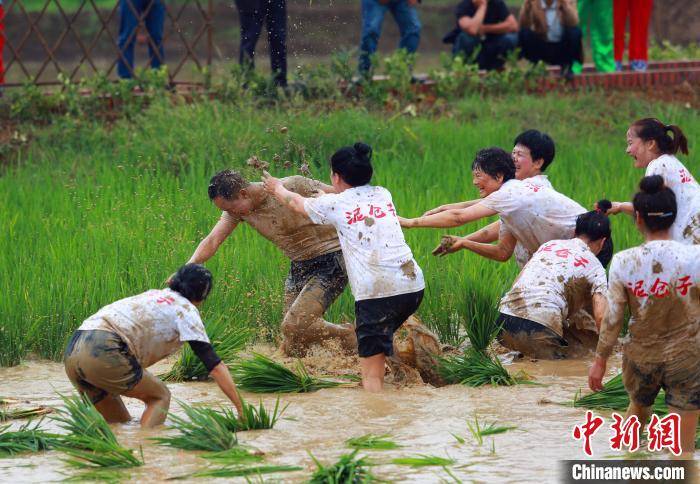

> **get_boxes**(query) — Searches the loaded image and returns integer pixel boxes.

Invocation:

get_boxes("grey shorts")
[285,250,348,309]
[64,329,143,404]
[623,354,700,411]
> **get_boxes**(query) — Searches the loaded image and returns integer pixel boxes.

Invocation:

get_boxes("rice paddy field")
[0,88,699,481]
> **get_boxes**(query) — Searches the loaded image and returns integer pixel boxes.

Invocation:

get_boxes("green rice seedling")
[466,414,517,446]
[51,394,119,444]
[0,405,53,422]
[391,454,455,467]
[161,316,250,382]
[201,447,265,465]
[62,469,129,482]
[0,420,60,456]
[437,348,528,387]
[465,317,502,353]
[308,450,376,483]
[345,434,401,450]
[237,395,287,430]
[169,464,303,480]
[232,353,347,393]
[152,402,238,452]
[59,437,145,469]
[572,373,667,414]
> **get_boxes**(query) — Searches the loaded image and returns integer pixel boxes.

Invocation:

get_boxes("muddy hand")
[588,358,606,392]
[432,235,460,257]
[398,216,414,228]
[422,206,445,217]
[261,170,280,194]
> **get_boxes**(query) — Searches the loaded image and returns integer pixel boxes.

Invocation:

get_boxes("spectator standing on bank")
[573,0,614,73]
[117,0,165,79]
[613,0,652,71]
[359,0,421,74]
[519,0,583,77]
[235,0,288,86]
[443,0,518,71]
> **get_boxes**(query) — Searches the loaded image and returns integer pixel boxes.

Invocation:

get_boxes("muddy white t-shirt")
[80,288,209,368]
[482,179,586,267]
[304,185,425,301]
[645,154,700,245]
[597,241,700,362]
[512,175,553,267]
[499,238,607,337]
[526,174,553,189]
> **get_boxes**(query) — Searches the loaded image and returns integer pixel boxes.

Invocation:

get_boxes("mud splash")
[0,353,689,483]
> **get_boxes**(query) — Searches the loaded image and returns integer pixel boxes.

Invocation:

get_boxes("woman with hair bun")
[263,143,426,392]
[64,264,243,427]
[590,175,700,458]
[605,118,699,245]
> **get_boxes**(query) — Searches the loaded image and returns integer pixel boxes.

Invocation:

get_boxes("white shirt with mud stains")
[645,154,700,245]
[79,288,210,368]
[513,175,553,267]
[304,185,425,301]
[597,240,700,362]
[482,179,587,268]
[499,238,607,337]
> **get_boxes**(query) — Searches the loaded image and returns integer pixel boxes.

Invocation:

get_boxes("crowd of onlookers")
[0,0,655,88]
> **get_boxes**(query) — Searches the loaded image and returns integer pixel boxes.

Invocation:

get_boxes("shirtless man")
[188,170,356,356]
[497,211,610,359]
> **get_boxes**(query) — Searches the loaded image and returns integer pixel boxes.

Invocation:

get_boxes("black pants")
[519,27,583,70]
[452,31,519,71]
[235,0,287,86]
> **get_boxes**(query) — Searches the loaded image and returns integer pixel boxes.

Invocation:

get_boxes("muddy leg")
[625,401,653,447]
[122,370,171,428]
[668,407,699,459]
[94,394,131,424]
[281,281,356,357]
[360,353,386,392]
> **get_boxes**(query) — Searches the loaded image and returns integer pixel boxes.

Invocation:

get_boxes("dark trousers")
[452,32,518,71]
[519,27,583,70]
[117,0,165,79]
[235,0,287,86]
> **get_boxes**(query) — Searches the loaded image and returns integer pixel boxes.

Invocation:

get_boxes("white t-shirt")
[304,185,425,301]
[512,175,553,266]
[482,179,587,267]
[499,238,607,337]
[80,288,210,368]
[598,240,700,362]
[526,174,553,189]
[645,154,700,245]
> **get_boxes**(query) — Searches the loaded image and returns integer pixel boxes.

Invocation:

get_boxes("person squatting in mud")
[64,264,244,428]
[188,169,356,357]
[421,130,613,269]
[604,118,699,245]
[403,147,612,270]
[589,175,700,459]
[262,142,426,392]
[496,210,611,359]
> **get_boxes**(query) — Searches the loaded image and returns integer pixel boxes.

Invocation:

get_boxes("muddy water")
[0,354,691,483]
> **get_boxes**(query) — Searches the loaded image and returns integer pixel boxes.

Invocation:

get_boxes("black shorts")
[496,313,569,360]
[285,250,348,309]
[355,289,424,358]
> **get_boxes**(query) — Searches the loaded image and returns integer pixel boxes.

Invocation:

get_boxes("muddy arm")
[605,201,634,216]
[591,292,608,332]
[401,202,497,229]
[464,220,500,243]
[210,362,244,415]
[188,216,238,264]
[263,172,310,217]
[457,229,516,262]
[591,266,627,391]
[423,199,480,217]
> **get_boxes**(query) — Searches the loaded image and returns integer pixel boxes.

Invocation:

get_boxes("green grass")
[345,433,401,451]
[0,90,697,366]
[308,450,376,484]
[232,353,347,393]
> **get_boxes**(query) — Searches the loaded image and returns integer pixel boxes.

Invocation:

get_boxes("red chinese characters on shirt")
[573,256,590,268]
[609,413,640,452]
[647,414,681,456]
[537,242,589,268]
[345,203,396,225]
[572,411,605,456]
[525,182,541,193]
[156,296,175,305]
[679,169,694,184]
[627,276,693,299]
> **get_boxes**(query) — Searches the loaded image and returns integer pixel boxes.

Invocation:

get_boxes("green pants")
[573,0,615,73]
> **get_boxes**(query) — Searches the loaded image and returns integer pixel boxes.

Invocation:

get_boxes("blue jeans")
[452,31,518,71]
[117,0,165,79]
[359,0,421,72]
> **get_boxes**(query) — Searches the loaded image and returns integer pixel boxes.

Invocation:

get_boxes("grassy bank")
[1,90,697,366]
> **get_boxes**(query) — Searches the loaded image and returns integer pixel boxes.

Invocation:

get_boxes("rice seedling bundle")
[236,395,287,430]
[232,353,346,393]
[465,317,502,353]
[201,447,265,465]
[345,433,401,450]
[51,394,120,444]
[169,464,303,479]
[152,402,239,452]
[161,317,250,382]
[437,348,525,387]
[0,406,53,422]
[0,420,60,456]
[308,450,376,484]
[391,454,456,467]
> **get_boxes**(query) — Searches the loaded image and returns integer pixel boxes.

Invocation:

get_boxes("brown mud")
[6,351,685,483]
